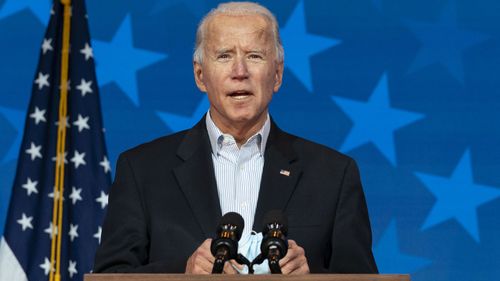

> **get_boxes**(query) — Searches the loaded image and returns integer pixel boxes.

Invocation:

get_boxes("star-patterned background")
[0,0,499,280]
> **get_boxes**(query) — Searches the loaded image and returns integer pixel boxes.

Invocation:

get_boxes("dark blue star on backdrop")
[416,150,500,242]
[406,0,488,83]
[157,96,209,132]
[0,0,50,25]
[331,73,423,165]
[92,15,167,106]
[280,0,340,92]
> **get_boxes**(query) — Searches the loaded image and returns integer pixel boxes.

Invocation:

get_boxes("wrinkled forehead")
[204,14,274,49]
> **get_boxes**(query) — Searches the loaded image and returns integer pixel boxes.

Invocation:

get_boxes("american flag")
[0,0,110,280]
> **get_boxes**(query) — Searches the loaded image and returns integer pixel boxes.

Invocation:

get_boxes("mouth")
[227,90,253,100]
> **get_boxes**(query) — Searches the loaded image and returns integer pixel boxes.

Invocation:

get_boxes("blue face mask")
[234,231,270,274]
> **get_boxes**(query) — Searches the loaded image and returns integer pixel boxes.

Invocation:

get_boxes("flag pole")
[49,0,72,281]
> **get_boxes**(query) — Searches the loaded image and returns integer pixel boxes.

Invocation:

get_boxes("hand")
[279,239,310,274]
[185,239,240,274]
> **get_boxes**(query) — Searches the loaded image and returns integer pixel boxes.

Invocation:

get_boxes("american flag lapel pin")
[280,169,290,176]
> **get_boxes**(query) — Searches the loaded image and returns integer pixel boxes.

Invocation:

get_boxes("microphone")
[210,212,244,274]
[251,210,288,274]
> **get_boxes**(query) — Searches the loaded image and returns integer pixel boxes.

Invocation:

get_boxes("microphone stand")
[268,248,282,274]
[212,247,228,274]
[212,258,225,274]
[249,253,265,274]
[235,254,252,274]
[212,251,252,274]
[249,250,283,274]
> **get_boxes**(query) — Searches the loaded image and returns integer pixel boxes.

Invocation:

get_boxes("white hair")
[193,2,284,64]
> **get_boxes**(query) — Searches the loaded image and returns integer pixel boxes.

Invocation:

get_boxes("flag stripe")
[0,238,28,281]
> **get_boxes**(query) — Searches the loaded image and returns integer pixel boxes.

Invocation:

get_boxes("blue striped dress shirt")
[205,112,272,273]
[205,111,270,241]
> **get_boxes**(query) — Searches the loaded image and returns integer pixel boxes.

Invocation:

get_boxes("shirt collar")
[205,111,270,156]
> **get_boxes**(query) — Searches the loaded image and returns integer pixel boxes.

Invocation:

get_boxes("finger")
[279,240,299,267]
[185,239,215,274]
[280,252,300,274]
[201,238,213,248]
[279,240,309,274]
[283,254,309,274]
[229,259,244,271]
[186,251,213,274]
[198,239,217,272]
[198,239,215,262]
[292,261,310,275]
[223,260,239,274]
[192,256,215,274]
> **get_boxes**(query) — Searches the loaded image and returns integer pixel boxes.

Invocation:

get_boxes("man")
[94,2,377,274]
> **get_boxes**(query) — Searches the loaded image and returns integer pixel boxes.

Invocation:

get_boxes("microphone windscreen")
[219,212,244,239]
[262,210,288,234]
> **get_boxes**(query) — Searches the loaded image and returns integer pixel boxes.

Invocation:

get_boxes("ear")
[273,61,284,92]
[193,61,207,92]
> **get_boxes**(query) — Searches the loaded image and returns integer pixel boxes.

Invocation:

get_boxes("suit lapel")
[253,121,303,231]
[173,118,221,237]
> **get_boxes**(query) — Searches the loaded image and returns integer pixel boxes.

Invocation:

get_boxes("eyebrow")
[248,49,267,55]
[215,48,234,55]
[214,48,267,55]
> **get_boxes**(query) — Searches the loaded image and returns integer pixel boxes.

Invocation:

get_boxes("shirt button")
[241,202,248,209]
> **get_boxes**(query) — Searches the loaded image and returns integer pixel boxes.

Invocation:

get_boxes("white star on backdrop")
[68,224,79,242]
[94,226,102,244]
[59,79,71,91]
[80,42,93,60]
[69,186,83,205]
[51,151,68,166]
[73,114,90,132]
[22,177,39,196]
[55,116,70,128]
[68,260,78,278]
[41,38,53,54]
[34,72,50,90]
[25,142,43,161]
[29,106,47,125]
[76,78,93,97]
[40,257,53,276]
[70,150,86,169]
[17,213,34,231]
[96,191,108,209]
[44,222,58,239]
[48,189,64,201]
[99,156,111,174]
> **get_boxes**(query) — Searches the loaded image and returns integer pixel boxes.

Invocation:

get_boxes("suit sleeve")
[93,153,181,273]
[328,158,378,273]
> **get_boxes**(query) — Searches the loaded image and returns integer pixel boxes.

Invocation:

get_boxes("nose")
[231,57,249,81]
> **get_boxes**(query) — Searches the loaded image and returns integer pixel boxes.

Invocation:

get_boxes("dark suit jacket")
[94,117,378,273]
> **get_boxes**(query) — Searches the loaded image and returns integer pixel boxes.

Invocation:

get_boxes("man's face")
[194,14,283,131]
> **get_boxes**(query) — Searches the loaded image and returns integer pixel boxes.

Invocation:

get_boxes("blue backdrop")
[1,0,499,280]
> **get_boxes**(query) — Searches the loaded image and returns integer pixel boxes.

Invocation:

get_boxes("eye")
[248,54,263,60]
[217,53,231,60]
